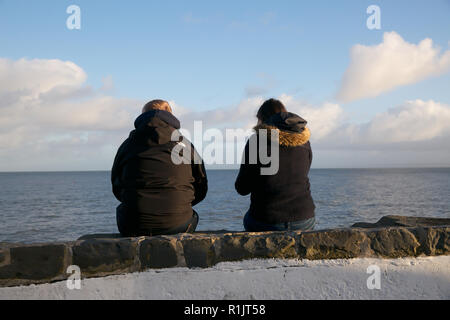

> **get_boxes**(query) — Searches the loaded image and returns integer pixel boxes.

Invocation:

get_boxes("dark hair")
[256,99,287,123]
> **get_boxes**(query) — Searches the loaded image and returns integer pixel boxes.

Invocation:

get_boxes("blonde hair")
[142,99,172,114]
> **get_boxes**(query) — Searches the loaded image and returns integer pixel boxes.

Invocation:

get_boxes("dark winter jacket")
[111,110,207,232]
[235,112,315,224]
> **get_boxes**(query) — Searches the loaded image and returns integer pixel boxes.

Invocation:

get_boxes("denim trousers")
[116,204,199,236]
[243,210,315,232]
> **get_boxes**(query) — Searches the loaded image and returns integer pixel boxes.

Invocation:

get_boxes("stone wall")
[1,215,449,288]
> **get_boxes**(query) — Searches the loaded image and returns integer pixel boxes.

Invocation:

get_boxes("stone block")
[412,226,450,256]
[72,238,138,275]
[296,228,371,259]
[0,244,69,284]
[181,237,216,268]
[366,227,421,258]
[214,232,297,263]
[139,237,180,269]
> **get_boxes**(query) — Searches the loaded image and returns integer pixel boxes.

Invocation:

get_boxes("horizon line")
[1,166,450,174]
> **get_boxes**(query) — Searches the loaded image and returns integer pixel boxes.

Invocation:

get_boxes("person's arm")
[306,141,313,193]
[191,143,208,206]
[235,138,258,196]
[308,141,313,169]
[111,138,129,202]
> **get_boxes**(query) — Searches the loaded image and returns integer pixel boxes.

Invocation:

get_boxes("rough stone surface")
[214,232,298,263]
[0,244,70,287]
[412,226,450,256]
[139,237,179,269]
[0,216,449,287]
[0,249,7,267]
[180,235,217,268]
[296,228,372,259]
[72,238,139,275]
[366,227,421,258]
[352,215,450,228]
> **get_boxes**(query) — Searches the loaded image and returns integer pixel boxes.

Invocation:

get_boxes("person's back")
[112,100,207,236]
[235,98,315,231]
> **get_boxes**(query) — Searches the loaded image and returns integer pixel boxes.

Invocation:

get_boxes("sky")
[0,0,450,171]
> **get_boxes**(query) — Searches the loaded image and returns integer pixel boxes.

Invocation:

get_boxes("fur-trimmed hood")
[254,124,310,147]
[253,112,310,147]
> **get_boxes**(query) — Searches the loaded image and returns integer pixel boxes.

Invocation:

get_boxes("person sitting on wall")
[111,99,208,236]
[235,98,316,232]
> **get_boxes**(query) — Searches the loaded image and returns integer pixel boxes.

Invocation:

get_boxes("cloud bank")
[0,58,141,171]
[0,57,449,170]
[323,99,450,148]
[337,32,450,103]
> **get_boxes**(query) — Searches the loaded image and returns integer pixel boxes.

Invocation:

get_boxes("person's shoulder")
[245,133,258,146]
[117,131,137,151]
[296,141,311,152]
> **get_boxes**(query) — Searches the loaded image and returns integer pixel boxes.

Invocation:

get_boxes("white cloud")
[362,99,450,144]
[0,58,86,99]
[176,94,344,141]
[1,57,449,170]
[337,32,450,103]
[176,95,450,167]
[278,94,344,140]
[305,99,450,168]
[177,97,264,132]
[0,58,140,132]
[0,58,141,171]
[100,75,115,92]
[320,99,450,148]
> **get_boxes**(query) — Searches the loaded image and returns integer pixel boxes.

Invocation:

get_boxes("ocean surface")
[0,168,449,244]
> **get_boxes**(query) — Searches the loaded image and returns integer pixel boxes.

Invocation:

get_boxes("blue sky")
[0,0,450,170]
[2,0,449,114]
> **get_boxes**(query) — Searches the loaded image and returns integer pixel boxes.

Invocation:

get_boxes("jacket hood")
[133,110,181,145]
[134,110,180,129]
[266,112,307,133]
[254,112,310,147]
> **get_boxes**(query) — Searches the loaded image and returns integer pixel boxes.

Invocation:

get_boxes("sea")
[0,168,449,244]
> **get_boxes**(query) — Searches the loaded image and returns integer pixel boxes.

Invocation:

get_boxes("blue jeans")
[116,204,199,236]
[243,211,315,232]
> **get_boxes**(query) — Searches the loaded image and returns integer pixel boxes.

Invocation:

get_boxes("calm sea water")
[0,168,449,244]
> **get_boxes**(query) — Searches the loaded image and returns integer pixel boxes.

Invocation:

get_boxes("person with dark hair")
[256,98,287,123]
[111,100,208,236]
[235,98,315,232]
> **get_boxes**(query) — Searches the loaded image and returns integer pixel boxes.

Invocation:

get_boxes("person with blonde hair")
[112,99,207,236]
[141,99,172,113]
